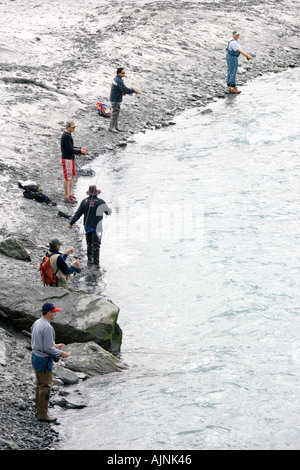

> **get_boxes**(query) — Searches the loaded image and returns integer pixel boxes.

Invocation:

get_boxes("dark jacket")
[61,131,82,160]
[48,248,76,275]
[110,75,135,104]
[69,196,112,230]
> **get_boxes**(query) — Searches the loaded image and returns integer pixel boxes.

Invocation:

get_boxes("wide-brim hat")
[86,185,101,196]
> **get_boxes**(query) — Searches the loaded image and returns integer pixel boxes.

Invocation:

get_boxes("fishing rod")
[18,236,82,258]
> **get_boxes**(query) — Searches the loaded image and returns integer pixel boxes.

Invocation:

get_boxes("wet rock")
[53,390,88,409]
[64,341,128,376]
[53,365,79,385]
[56,204,72,219]
[0,281,122,353]
[77,168,95,177]
[0,438,19,450]
[0,238,31,261]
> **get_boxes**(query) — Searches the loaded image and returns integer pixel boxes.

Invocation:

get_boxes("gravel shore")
[0,0,299,451]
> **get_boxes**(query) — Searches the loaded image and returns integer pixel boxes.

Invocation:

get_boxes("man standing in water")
[31,303,69,423]
[68,185,112,270]
[109,67,140,133]
[226,31,252,94]
[61,121,88,203]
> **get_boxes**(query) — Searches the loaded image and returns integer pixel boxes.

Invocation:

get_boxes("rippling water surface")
[60,69,300,450]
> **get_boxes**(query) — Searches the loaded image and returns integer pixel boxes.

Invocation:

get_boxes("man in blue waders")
[226,31,253,94]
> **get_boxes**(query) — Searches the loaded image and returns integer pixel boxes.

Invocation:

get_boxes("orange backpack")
[39,255,58,285]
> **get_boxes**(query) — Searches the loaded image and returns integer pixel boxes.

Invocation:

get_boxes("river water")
[59,68,300,450]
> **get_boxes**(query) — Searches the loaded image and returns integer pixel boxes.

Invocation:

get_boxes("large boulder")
[0,238,31,261]
[64,341,128,376]
[0,282,122,353]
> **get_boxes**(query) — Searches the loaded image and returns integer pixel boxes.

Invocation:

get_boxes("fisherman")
[109,67,140,133]
[31,303,69,423]
[226,31,252,94]
[68,185,112,270]
[61,121,88,203]
[47,238,80,290]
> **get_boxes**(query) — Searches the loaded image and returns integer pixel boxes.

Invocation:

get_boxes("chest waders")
[109,102,121,133]
[226,40,240,87]
[86,230,102,269]
[33,355,57,422]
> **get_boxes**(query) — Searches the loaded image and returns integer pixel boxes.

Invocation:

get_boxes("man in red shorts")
[61,121,88,203]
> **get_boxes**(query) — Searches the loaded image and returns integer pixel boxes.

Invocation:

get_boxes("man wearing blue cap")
[226,31,253,94]
[31,303,69,423]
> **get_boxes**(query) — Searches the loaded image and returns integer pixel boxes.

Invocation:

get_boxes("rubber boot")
[116,123,125,132]
[37,392,57,423]
[86,233,94,266]
[92,232,101,270]
[109,103,120,133]
[228,86,241,94]
[36,371,57,423]
[109,113,118,133]
[92,251,100,270]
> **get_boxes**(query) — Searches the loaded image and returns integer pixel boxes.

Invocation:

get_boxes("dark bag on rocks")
[18,181,56,206]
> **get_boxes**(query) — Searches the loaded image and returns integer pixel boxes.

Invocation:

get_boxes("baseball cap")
[66,121,76,128]
[42,303,61,313]
[232,30,240,35]
[49,238,62,248]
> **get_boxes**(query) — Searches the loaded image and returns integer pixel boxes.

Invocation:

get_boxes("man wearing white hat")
[226,31,253,94]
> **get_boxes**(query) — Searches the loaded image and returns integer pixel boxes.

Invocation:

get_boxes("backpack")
[39,254,59,285]
[96,102,111,118]
[23,187,56,206]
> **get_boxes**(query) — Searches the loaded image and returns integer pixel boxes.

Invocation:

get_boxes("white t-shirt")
[227,38,240,51]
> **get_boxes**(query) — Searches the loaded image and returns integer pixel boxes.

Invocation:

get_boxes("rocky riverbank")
[0,0,299,451]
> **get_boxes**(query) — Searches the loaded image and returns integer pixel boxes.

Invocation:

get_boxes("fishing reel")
[72,257,81,275]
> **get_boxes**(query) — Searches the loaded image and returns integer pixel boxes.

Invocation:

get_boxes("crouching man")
[31,303,69,423]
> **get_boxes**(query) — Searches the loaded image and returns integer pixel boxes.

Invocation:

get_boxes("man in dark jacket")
[68,185,112,269]
[109,68,140,133]
[61,121,88,203]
